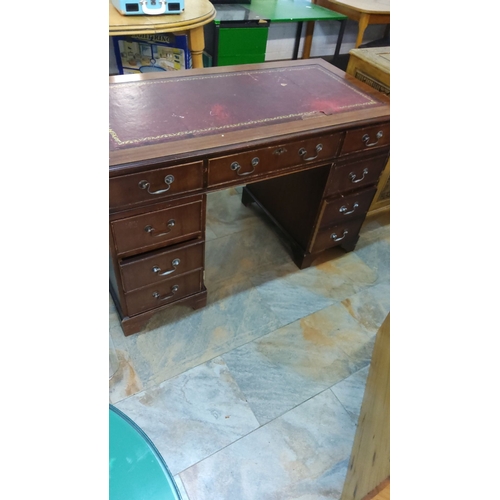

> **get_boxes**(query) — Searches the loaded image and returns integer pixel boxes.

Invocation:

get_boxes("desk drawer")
[319,186,377,228]
[207,133,342,187]
[340,123,390,155]
[310,217,365,254]
[120,240,204,292]
[111,198,203,256]
[326,153,388,196]
[110,161,204,210]
[125,269,204,316]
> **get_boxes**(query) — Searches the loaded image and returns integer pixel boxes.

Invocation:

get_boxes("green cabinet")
[216,26,269,66]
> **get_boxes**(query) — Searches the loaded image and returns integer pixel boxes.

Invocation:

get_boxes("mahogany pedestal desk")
[109,59,390,335]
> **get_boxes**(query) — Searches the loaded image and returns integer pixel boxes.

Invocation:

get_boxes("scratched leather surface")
[109,64,386,151]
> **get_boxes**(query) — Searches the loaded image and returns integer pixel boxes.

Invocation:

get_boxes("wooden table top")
[320,0,389,14]
[349,47,390,73]
[109,0,216,36]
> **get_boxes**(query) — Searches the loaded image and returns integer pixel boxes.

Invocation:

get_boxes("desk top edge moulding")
[109,59,390,336]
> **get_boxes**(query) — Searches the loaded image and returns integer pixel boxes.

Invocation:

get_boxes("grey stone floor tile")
[179,389,356,500]
[353,225,390,286]
[248,248,379,326]
[109,277,282,402]
[174,475,190,500]
[204,220,291,287]
[205,188,263,239]
[204,224,218,242]
[223,302,375,425]
[341,282,390,333]
[331,365,370,423]
[114,357,260,476]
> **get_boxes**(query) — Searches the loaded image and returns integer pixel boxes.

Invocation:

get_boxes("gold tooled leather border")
[109,65,382,147]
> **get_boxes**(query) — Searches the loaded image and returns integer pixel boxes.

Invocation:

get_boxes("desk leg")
[213,23,219,66]
[302,21,315,59]
[293,21,303,59]
[355,13,370,48]
[333,18,346,64]
[188,26,206,69]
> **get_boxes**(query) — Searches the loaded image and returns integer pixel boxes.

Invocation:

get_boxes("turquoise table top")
[214,0,347,23]
[109,405,181,500]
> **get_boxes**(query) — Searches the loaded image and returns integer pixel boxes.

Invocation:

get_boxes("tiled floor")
[109,186,390,499]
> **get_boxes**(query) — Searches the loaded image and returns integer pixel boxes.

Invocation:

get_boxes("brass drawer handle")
[349,168,368,183]
[152,258,181,276]
[152,285,179,301]
[339,202,359,215]
[231,157,259,176]
[138,174,175,195]
[362,131,383,147]
[330,230,348,242]
[144,219,175,238]
[298,143,323,161]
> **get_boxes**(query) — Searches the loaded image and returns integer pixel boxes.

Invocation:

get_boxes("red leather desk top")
[109,62,387,152]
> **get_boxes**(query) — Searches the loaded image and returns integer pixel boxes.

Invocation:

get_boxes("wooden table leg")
[302,21,315,59]
[188,26,205,69]
[355,12,370,48]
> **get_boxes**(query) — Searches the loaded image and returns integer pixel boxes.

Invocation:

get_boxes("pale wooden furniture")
[341,313,390,500]
[109,0,216,68]
[346,46,389,94]
[313,0,389,49]
[370,482,390,500]
[347,47,389,213]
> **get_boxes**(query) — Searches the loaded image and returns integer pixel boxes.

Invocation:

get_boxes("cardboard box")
[112,34,192,74]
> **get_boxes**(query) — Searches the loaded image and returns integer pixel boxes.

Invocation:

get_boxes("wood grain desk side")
[341,313,390,500]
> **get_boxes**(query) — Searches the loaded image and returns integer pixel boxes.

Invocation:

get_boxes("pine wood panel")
[362,479,390,500]
[371,482,390,500]
[341,313,390,500]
